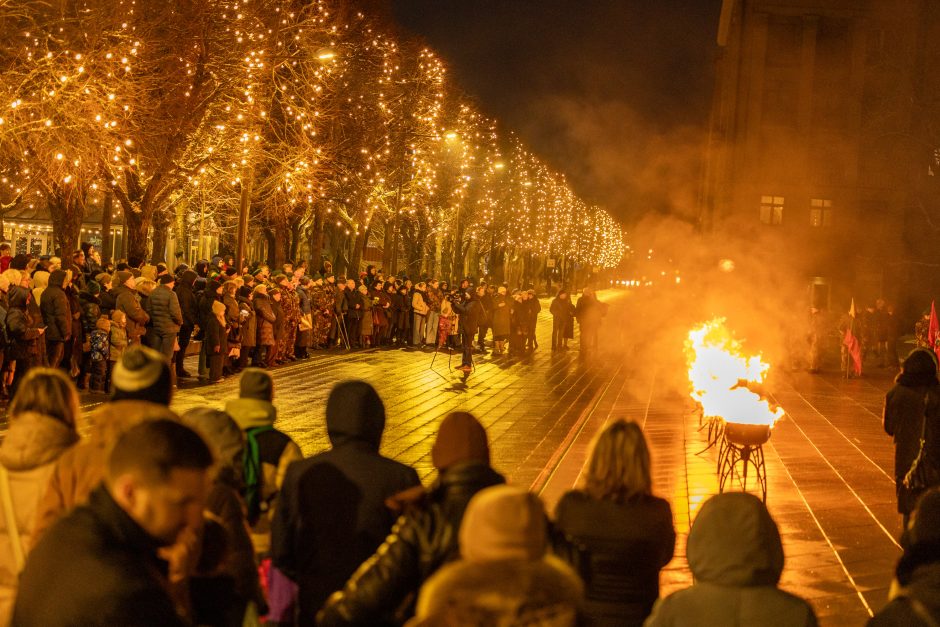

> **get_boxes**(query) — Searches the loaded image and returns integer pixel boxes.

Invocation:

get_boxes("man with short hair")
[13,419,213,626]
[146,274,183,363]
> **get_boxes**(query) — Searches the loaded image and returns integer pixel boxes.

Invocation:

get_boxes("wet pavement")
[72,289,902,626]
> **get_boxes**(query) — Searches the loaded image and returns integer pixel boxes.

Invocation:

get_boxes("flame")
[685,318,785,427]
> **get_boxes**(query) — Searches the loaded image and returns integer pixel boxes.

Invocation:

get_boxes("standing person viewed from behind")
[13,419,213,627]
[884,348,940,528]
[550,289,576,352]
[0,369,79,623]
[553,420,674,627]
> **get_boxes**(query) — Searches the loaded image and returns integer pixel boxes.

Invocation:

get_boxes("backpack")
[242,425,276,526]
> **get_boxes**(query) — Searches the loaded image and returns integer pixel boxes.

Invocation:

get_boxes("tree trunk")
[272,219,290,268]
[264,228,276,268]
[289,219,301,263]
[311,207,325,271]
[48,187,84,257]
[348,228,368,276]
[101,192,113,263]
[125,209,151,263]
[150,210,170,264]
[381,216,394,271]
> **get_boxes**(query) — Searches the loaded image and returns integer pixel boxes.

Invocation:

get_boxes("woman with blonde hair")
[553,419,675,627]
[0,368,79,622]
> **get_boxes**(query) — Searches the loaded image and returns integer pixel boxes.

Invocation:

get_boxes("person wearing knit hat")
[224,368,302,556]
[319,412,504,626]
[111,345,172,406]
[871,488,940,625]
[412,485,584,626]
[272,381,420,623]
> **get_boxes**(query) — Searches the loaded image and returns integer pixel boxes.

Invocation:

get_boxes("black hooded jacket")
[173,270,199,327]
[271,381,420,626]
[6,286,41,360]
[39,270,72,343]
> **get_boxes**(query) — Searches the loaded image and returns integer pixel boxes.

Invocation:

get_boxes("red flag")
[929,300,940,363]
[843,298,862,377]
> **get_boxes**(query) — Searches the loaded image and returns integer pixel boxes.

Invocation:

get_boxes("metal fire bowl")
[724,422,771,447]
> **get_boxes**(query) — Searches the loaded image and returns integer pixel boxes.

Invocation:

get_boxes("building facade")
[701,0,940,318]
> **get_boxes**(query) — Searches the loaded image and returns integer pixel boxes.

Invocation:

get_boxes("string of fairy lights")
[0,0,624,269]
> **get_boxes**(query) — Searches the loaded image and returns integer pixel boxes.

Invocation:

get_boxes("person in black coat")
[6,286,44,397]
[550,289,576,351]
[318,412,504,626]
[477,284,494,353]
[271,381,420,627]
[553,420,675,627]
[173,269,199,377]
[40,269,72,370]
[12,419,213,627]
[884,348,940,527]
[524,288,541,351]
[452,289,483,372]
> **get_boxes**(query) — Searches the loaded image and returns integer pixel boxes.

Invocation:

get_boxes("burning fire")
[685,318,785,427]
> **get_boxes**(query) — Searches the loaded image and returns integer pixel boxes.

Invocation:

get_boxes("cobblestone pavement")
[72,289,901,626]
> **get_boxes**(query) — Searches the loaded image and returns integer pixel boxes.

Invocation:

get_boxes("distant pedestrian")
[645,492,816,627]
[884,348,940,527]
[271,381,420,626]
[575,287,606,355]
[550,289,575,351]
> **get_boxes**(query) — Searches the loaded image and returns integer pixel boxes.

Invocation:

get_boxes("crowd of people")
[0,244,609,396]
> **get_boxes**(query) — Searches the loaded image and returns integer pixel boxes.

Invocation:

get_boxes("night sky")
[393,0,723,225]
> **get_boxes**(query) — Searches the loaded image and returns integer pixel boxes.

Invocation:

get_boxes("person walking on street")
[550,289,576,351]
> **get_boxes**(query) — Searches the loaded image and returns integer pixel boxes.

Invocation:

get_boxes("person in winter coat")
[319,412,504,626]
[870,487,940,626]
[412,282,430,347]
[111,270,150,346]
[550,289,576,351]
[197,278,223,379]
[29,271,48,308]
[553,420,675,627]
[271,381,421,626]
[97,273,116,315]
[412,485,584,627]
[477,284,494,353]
[452,290,484,371]
[89,316,111,392]
[13,419,212,627]
[269,288,285,365]
[884,348,940,526]
[224,369,302,556]
[174,269,199,378]
[524,288,541,351]
[76,282,102,389]
[40,269,72,369]
[253,285,276,367]
[205,300,228,383]
[0,369,79,623]
[357,285,374,347]
[491,286,511,354]
[295,277,313,358]
[645,492,817,627]
[236,286,256,370]
[6,286,45,398]
[146,274,183,363]
[344,281,364,349]
[575,287,606,355]
[397,284,412,347]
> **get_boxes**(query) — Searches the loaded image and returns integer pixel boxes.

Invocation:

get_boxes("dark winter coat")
[884,376,940,514]
[146,285,183,337]
[12,484,186,627]
[5,287,41,361]
[78,291,102,336]
[333,287,348,316]
[550,297,576,339]
[271,298,285,341]
[174,270,199,327]
[272,383,420,626]
[453,297,483,337]
[575,293,606,330]
[318,462,505,626]
[491,294,511,338]
[112,284,150,344]
[869,562,940,627]
[39,270,71,343]
[479,293,494,326]
[524,296,542,329]
[253,292,276,347]
[204,311,227,355]
[553,490,675,626]
[99,289,117,316]
[238,296,256,349]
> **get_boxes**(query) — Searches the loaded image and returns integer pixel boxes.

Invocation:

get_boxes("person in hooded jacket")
[318,412,504,627]
[224,369,302,556]
[6,286,45,398]
[236,286,256,370]
[0,368,79,623]
[550,289,576,352]
[39,269,71,370]
[870,487,940,626]
[271,381,420,626]
[644,492,817,627]
[174,269,199,378]
[884,348,940,527]
[411,485,584,627]
[253,285,276,367]
[76,282,102,389]
[553,420,674,627]
[205,300,228,383]
[111,270,150,346]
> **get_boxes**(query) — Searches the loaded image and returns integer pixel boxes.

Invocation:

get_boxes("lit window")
[810,198,832,227]
[760,196,784,225]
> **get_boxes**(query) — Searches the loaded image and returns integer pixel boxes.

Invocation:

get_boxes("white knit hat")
[111,345,166,392]
[459,485,547,563]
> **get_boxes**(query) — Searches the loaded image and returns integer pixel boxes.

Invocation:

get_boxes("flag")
[929,300,940,363]
[843,298,862,377]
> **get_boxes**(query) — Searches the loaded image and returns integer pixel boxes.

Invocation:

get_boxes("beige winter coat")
[0,411,77,624]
